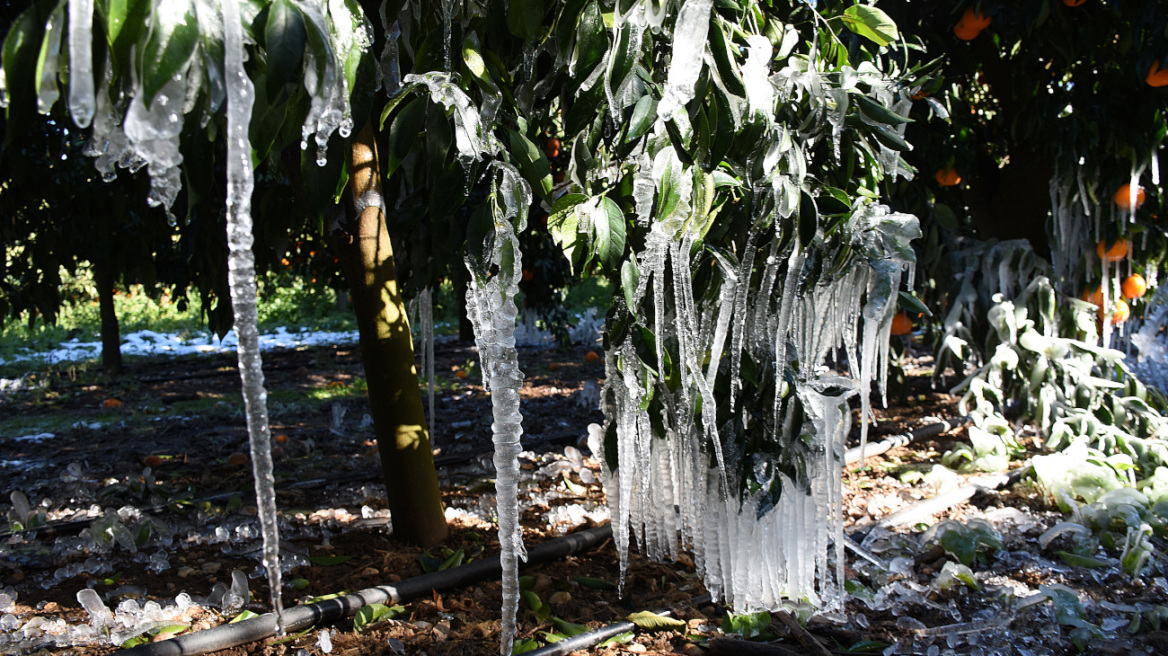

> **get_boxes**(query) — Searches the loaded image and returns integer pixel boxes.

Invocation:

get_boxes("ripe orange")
[1082,287,1104,307]
[548,362,561,372]
[274,433,289,444]
[1096,238,1130,262]
[890,311,913,336]
[1122,274,1148,299]
[227,452,249,466]
[1113,184,1146,211]
[1147,60,1168,87]
[455,369,469,379]
[959,7,992,30]
[935,167,961,186]
[143,455,163,468]
[954,22,982,41]
[101,398,124,409]
[1062,0,1086,6]
[545,138,561,159]
[585,351,599,363]
[1109,299,1131,325]
[522,269,534,282]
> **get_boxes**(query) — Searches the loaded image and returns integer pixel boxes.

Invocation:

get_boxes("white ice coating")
[742,34,776,117]
[223,0,284,630]
[123,74,187,210]
[404,72,500,161]
[409,287,436,442]
[463,164,531,656]
[67,0,96,127]
[299,0,364,165]
[656,0,713,120]
[37,6,64,115]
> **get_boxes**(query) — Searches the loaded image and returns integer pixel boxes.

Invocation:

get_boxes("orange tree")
[2,0,935,647]
[876,0,1167,349]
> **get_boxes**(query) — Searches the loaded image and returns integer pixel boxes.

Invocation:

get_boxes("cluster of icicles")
[28,1,921,654]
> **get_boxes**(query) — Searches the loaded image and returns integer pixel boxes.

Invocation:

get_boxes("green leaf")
[933,202,959,230]
[621,257,641,310]
[384,95,426,178]
[287,578,310,590]
[847,640,891,653]
[722,611,772,640]
[593,197,627,271]
[506,0,544,42]
[511,638,540,654]
[798,192,817,248]
[548,193,588,274]
[264,0,307,100]
[353,603,405,632]
[897,292,932,318]
[562,471,586,494]
[573,576,615,590]
[439,547,465,570]
[308,555,354,566]
[627,610,685,631]
[34,5,64,109]
[840,5,899,47]
[507,128,554,201]
[574,0,608,81]
[623,93,658,145]
[708,19,746,97]
[229,610,259,624]
[599,631,634,646]
[854,95,912,126]
[140,0,199,107]
[550,617,590,636]
[1056,551,1113,569]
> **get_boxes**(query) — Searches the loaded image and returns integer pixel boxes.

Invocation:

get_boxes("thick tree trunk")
[94,261,123,376]
[332,121,448,548]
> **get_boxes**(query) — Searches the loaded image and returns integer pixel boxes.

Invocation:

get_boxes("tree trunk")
[94,261,123,376]
[331,121,448,548]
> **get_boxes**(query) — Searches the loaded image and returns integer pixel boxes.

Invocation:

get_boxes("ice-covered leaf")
[573,576,615,590]
[722,611,773,639]
[140,0,198,107]
[548,193,588,274]
[1056,551,1113,569]
[840,5,898,47]
[627,610,684,631]
[593,197,627,271]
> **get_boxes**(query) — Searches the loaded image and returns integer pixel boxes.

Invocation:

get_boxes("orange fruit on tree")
[935,167,961,186]
[1122,273,1148,299]
[959,7,992,30]
[1096,238,1130,262]
[1113,184,1146,211]
[1082,287,1104,307]
[227,452,249,466]
[545,138,561,159]
[522,269,534,282]
[585,351,600,363]
[1062,0,1086,6]
[1105,298,1131,325]
[455,369,469,379]
[1147,60,1168,87]
[890,311,913,336]
[953,21,982,41]
[274,433,289,444]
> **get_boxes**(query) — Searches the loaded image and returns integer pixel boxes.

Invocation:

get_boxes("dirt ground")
[1,340,1167,656]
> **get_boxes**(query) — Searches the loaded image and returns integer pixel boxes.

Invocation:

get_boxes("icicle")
[123,73,187,211]
[656,0,714,120]
[742,34,775,118]
[380,20,402,96]
[222,0,282,632]
[441,0,459,72]
[38,6,64,115]
[464,164,530,656]
[67,0,95,127]
[404,72,499,161]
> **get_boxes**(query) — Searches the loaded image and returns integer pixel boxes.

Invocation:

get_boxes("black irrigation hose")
[843,416,970,466]
[525,593,713,656]
[122,523,614,656]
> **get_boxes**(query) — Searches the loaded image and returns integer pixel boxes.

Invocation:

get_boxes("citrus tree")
[2,0,931,651]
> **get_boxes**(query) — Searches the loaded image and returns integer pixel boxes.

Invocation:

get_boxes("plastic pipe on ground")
[121,524,613,656]
[844,416,970,466]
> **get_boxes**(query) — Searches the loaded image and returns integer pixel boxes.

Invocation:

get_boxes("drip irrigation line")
[525,593,713,656]
[121,523,614,656]
[844,416,970,466]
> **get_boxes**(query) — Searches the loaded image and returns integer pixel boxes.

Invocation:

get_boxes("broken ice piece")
[76,589,112,626]
[317,629,333,653]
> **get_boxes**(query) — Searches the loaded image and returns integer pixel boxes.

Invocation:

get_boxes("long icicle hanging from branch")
[222,0,284,630]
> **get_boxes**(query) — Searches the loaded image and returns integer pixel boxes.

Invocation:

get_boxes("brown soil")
[1,341,1165,656]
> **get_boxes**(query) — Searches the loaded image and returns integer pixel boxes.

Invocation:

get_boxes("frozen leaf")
[627,610,685,631]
